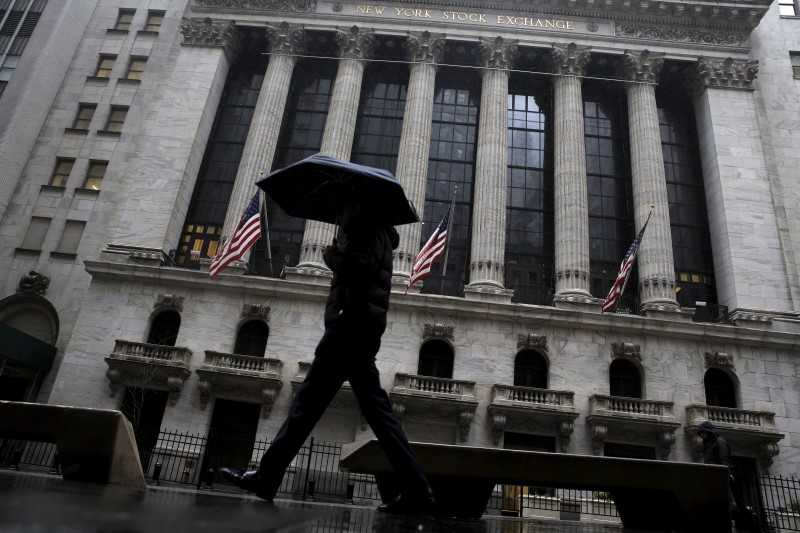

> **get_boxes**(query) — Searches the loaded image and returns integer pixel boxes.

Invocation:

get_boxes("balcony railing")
[692,304,729,324]
[111,340,192,366]
[509,285,555,306]
[393,373,476,399]
[590,395,675,418]
[419,276,465,298]
[686,404,778,430]
[201,351,282,376]
[492,385,574,408]
[247,257,288,279]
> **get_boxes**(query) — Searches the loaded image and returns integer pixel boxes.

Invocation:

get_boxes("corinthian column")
[295,26,375,271]
[622,50,679,312]
[550,43,592,302]
[393,31,445,286]
[221,22,305,241]
[465,36,517,300]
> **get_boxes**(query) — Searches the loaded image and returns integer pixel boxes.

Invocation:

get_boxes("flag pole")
[616,205,654,311]
[439,186,458,294]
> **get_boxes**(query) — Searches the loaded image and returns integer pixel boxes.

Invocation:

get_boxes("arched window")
[609,359,641,398]
[234,320,269,357]
[146,310,181,346]
[514,350,548,389]
[704,368,737,408]
[417,340,454,379]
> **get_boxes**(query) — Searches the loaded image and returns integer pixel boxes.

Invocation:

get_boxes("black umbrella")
[257,153,419,226]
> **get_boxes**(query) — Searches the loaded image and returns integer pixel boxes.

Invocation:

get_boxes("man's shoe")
[219,467,273,501]
[377,492,436,515]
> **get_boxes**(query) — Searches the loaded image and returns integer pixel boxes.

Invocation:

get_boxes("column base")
[553,294,603,313]
[464,284,513,303]
[641,301,686,320]
[283,265,333,285]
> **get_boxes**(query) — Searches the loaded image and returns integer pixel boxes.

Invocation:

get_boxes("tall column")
[622,50,679,312]
[393,31,445,285]
[465,36,517,300]
[221,22,305,240]
[550,43,592,302]
[295,26,375,271]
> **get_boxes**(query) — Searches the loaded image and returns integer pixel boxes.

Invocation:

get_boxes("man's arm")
[717,437,732,468]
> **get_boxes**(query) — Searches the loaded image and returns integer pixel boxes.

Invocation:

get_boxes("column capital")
[621,49,665,84]
[335,25,376,61]
[688,57,759,92]
[550,42,591,77]
[478,36,518,70]
[265,21,306,56]
[180,18,240,58]
[406,30,445,64]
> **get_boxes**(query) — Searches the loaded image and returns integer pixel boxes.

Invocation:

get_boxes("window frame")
[791,52,800,78]
[83,160,108,191]
[779,0,799,16]
[94,54,116,78]
[53,219,86,257]
[104,105,128,133]
[72,103,96,130]
[18,216,51,252]
[113,8,135,31]
[50,158,75,187]
[125,56,147,81]
[144,10,165,32]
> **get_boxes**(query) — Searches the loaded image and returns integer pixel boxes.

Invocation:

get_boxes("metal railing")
[611,295,641,315]
[692,304,729,324]
[247,258,288,279]
[509,285,555,306]
[419,275,465,298]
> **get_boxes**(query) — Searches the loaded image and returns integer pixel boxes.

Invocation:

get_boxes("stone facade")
[0,0,799,480]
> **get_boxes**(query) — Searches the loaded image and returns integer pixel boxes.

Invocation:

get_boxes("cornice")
[82,259,800,351]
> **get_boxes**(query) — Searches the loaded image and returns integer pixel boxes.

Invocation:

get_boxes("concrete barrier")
[340,439,730,532]
[0,401,145,489]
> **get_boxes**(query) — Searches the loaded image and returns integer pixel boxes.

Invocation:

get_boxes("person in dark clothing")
[221,203,435,515]
[698,421,761,532]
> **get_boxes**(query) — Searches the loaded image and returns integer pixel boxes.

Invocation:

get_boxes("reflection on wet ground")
[0,472,656,532]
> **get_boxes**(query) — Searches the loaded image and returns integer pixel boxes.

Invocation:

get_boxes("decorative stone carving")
[550,42,591,77]
[517,333,547,351]
[591,424,607,455]
[106,368,123,397]
[689,433,704,462]
[406,31,445,64]
[459,410,474,442]
[195,0,316,12]
[611,342,642,362]
[621,49,665,84]
[758,441,780,470]
[690,57,759,91]
[241,303,270,322]
[167,376,186,406]
[17,271,50,295]
[616,23,745,47]
[335,25,375,61]
[265,21,306,56]
[198,379,212,410]
[491,413,506,445]
[658,431,676,460]
[558,420,574,453]
[478,36,518,70]
[423,323,454,341]
[392,400,406,420]
[704,351,735,369]
[261,388,277,418]
[155,294,184,312]
[180,18,239,56]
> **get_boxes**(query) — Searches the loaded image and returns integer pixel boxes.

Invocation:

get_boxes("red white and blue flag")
[601,213,651,313]
[407,206,451,291]
[210,191,263,279]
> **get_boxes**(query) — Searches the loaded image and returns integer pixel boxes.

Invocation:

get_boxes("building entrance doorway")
[202,399,261,486]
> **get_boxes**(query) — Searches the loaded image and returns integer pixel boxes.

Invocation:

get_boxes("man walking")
[221,202,434,515]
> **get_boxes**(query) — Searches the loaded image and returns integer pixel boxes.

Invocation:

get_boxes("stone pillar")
[550,43,592,303]
[102,18,239,263]
[294,26,375,272]
[221,22,305,241]
[688,57,793,320]
[465,36,517,301]
[622,50,679,313]
[392,31,445,286]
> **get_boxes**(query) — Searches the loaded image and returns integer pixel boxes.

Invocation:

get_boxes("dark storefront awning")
[0,322,57,371]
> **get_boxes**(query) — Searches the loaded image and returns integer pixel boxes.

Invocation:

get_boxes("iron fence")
[3,430,800,530]
[692,303,730,324]
[509,285,555,307]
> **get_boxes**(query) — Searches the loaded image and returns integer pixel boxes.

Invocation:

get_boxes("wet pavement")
[0,472,656,532]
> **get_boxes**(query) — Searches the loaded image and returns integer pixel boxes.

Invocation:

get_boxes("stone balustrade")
[488,385,579,449]
[686,404,777,429]
[590,394,675,418]
[105,340,193,405]
[201,351,282,376]
[111,339,192,366]
[393,373,476,399]
[492,384,574,407]
[195,351,283,418]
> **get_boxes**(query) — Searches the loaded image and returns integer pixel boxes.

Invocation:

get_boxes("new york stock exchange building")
[1,0,800,509]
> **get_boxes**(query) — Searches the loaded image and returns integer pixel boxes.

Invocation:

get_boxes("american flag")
[210,191,263,279]
[601,214,651,313]
[407,206,451,291]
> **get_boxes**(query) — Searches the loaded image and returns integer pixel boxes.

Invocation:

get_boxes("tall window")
[147,310,181,346]
[505,74,554,304]
[0,0,47,98]
[83,161,107,190]
[513,350,548,389]
[53,220,85,256]
[421,63,480,295]
[657,76,716,306]
[779,0,798,16]
[791,52,800,78]
[418,340,454,379]
[50,158,74,187]
[704,368,737,408]
[104,106,128,133]
[179,41,267,270]
[114,9,135,31]
[609,358,641,398]
[145,11,164,32]
[250,52,337,276]
[72,104,96,130]
[19,216,50,251]
[584,80,635,301]
[234,320,269,357]
[94,55,116,78]
[125,57,147,80]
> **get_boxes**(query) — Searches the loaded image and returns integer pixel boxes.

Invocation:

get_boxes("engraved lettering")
[535,19,543,27]
[556,20,565,28]
[395,7,403,15]
[546,20,555,27]
[357,5,368,13]
[479,14,486,22]
[567,21,574,29]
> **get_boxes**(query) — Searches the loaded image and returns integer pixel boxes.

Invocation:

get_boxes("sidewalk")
[0,471,651,532]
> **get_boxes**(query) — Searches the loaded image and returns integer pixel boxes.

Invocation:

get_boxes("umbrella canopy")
[257,153,419,226]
